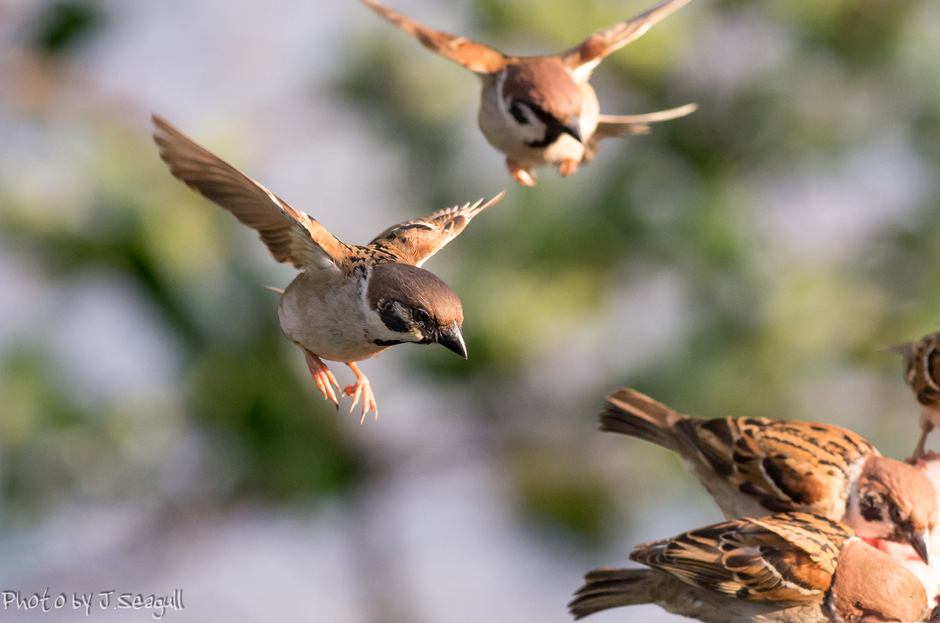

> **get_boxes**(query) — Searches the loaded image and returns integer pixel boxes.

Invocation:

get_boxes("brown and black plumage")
[570,512,929,622]
[888,332,940,459]
[601,388,938,562]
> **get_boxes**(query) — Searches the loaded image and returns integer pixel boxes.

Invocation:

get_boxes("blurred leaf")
[509,446,614,542]
[29,1,105,55]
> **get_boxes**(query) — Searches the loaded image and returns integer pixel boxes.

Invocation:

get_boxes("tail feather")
[600,389,687,452]
[569,568,656,619]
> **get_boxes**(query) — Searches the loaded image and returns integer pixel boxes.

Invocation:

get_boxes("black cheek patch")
[859,498,883,522]
[514,99,570,149]
[378,301,410,334]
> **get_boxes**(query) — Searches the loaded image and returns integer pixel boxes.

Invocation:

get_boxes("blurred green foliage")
[30,1,104,55]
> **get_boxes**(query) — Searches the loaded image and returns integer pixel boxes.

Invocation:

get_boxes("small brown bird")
[569,512,929,622]
[888,332,940,460]
[152,114,504,420]
[602,388,939,563]
[360,0,697,186]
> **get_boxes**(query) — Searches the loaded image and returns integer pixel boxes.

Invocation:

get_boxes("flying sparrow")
[601,388,939,563]
[887,333,940,460]
[152,114,504,420]
[569,512,929,622]
[360,0,697,186]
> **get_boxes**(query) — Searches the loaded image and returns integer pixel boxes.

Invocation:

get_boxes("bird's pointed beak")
[563,117,583,144]
[436,322,467,359]
[909,529,930,564]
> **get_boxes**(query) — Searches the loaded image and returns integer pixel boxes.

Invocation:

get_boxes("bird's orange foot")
[507,158,537,186]
[558,158,579,177]
[345,362,377,424]
[303,348,340,409]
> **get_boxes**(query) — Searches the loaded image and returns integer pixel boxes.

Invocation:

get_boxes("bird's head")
[500,57,583,148]
[851,455,938,564]
[366,263,467,358]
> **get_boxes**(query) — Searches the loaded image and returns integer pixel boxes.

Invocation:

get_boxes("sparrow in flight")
[601,388,939,563]
[152,114,504,420]
[570,512,929,622]
[360,0,697,186]
[888,332,940,460]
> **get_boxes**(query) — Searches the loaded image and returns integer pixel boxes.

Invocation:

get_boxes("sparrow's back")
[601,389,876,519]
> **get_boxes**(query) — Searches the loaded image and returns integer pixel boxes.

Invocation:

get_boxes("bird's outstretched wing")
[561,0,693,82]
[367,191,505,268]
[152,114,352,273]
[630,513,849,601]
[360,0,508,74]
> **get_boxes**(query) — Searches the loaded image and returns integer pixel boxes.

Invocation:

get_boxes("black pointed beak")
[910,530,930,564]
[436,323,467,359]
[563,117,582,144]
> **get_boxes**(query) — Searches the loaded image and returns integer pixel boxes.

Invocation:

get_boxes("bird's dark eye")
[414,308,431,323]
[890,505,904,524]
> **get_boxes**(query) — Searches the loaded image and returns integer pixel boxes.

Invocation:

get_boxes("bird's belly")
[276,274,387,363]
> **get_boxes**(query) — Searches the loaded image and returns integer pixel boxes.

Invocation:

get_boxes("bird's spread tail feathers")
[569,568,656,619]
[600,389,687,451]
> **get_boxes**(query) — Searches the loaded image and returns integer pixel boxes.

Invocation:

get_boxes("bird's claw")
[345,379,378,424]
[558,158,579,177]
[507,158,537,186]
[303,348,340,409]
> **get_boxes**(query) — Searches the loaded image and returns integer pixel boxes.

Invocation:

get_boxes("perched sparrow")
[601,388,939,563]
[152,114,504,420]
[360,0,697,186]
[887,333,940,460]
[569,512,929,622]
[874,453,940,610]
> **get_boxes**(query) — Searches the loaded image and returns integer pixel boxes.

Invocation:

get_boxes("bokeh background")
[2,0,940,621]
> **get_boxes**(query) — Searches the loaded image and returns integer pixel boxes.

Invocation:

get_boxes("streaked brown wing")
[674,416,875,515]
[561,0,693,78]
[360,0,508,74]
[152,114,352,272]
[631,513,847,601]
[368,192,505,267]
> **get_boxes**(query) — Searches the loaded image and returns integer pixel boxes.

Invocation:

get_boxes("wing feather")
[368,191,505,267]
[630,513,849,602]
[561,0,693,81]
[360,0,508,74]
[152,114,351,272]
[672,416,876,516]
